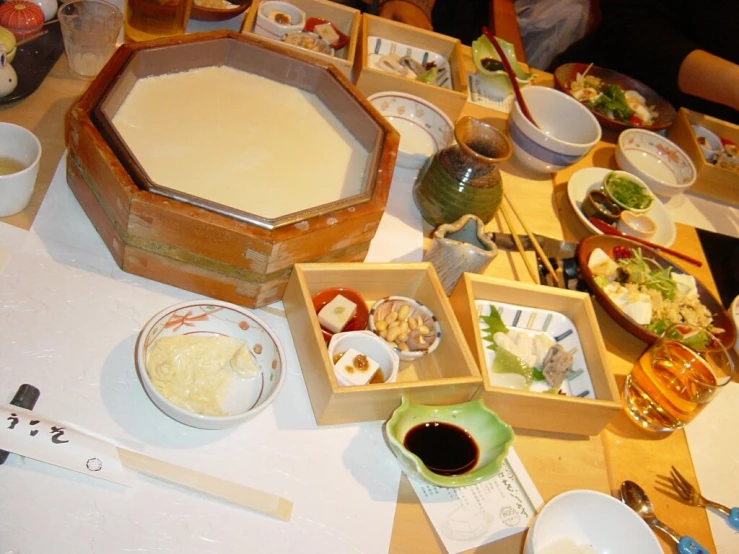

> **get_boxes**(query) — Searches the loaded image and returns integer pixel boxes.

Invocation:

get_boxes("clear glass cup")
[123,0,193,42]
[58,0,122,78]
[623,324,735,432]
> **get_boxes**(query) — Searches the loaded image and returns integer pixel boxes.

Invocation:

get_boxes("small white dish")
[691,124,722,162]
[617,210,657,241]
[367,91,453,169]
[328,330,399,386]
[366,36,452,90]
[0,122,41,217]
[567,167,676,247]
[255,1,305,40]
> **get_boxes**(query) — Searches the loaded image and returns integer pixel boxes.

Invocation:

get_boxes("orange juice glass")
[624,324,734,432]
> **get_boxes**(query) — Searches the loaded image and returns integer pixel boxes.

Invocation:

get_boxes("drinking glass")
[623,324,735,432]
[124,0,193,42]
[58,0,122,78]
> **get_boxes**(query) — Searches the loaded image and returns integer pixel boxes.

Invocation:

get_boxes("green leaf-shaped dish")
[384,396,514,487]
[472,34,534,83]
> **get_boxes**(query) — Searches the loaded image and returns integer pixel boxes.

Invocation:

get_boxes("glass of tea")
[124,0,193,42]
[623,324,735,432]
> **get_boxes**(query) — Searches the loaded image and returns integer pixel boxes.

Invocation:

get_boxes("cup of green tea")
[0,122,41,217]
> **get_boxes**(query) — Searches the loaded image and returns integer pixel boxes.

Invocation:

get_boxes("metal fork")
[670,466,739,529]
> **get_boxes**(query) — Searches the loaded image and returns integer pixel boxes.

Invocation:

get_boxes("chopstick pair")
[499,193,561,287]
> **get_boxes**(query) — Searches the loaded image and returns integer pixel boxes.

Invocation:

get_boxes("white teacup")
[0,123,41,217]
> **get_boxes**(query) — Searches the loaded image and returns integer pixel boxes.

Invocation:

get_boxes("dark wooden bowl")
[190,0,250,22]
[577,235,736,348]
[311,287,369,344]
[554,62,676,132]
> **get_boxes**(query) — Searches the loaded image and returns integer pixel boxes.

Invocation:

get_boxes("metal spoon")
[621,480,711,554]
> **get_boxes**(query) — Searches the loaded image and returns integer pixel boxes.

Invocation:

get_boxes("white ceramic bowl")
[135,299,286,429]
[524,490,662,554]
[368,295,441,361]
[328,330,399,386]
[602,169,655,214]
[367,91,453,170]
[616,129,696,197]
[692,124,722,163]
[617,210,657,241]
[255,1,305,39]
[0,122,41,217]
[508,86,601,174]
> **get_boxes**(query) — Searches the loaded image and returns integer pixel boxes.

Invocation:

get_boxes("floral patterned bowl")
[616,129,696,197]
[134,299,286,429]
[367,91,453,169]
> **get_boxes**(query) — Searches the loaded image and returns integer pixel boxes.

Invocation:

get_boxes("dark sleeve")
[593,0,698,103]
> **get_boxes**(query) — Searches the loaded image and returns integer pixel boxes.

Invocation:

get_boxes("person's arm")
[678,50,739,112]
[379,0,434,30]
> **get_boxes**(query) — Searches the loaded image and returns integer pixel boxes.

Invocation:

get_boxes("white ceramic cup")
[0,122,41,217]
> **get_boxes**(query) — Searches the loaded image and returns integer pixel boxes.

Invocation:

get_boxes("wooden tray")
[241,0,359,81]
[449,274,621,436]
[354,14,467,122]
[283,262,483,425]
[668,107,739,206]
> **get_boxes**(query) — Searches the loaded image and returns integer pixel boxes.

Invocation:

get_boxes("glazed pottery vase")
[413,117,512,228]
[423,214,498,295]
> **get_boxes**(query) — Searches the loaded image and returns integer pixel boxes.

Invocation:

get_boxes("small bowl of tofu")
[312,287,370,343]
[369,296,441,361]
[328,331,399,386]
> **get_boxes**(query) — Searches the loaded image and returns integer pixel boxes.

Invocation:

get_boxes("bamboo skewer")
[504,193,562,287]
[499,202,539,283]
[117,448,293,521]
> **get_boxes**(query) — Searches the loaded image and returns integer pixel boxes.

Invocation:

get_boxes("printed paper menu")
[409,447,542,554]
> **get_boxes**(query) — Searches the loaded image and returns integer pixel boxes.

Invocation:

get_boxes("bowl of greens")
[602,170,654,213]
[553,63,676,132]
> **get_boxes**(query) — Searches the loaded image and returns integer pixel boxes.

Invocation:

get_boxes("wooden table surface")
[0,50,718,554]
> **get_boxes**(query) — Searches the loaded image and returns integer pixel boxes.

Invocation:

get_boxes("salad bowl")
[553,63,676,132]
[577,235,736,348]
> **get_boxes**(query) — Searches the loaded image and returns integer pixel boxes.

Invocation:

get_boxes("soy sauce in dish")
[403,422,479,475]
[480,58,505,72]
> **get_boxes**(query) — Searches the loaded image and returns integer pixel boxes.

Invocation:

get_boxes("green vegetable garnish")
[589,85,632,122]
[492,346,534,386]
[480,305,508,345]
[415,66,438,84]
[604,173,653,210]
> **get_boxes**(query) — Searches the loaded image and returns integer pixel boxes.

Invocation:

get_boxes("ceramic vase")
[412,117,512,228]
[423,214,498,295]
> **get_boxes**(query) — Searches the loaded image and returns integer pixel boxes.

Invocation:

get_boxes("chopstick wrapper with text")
[0,404,135,486]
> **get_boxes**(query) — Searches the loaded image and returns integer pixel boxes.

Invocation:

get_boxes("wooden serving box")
[66,31,399,308]
[449,274,621,436]
[354,14,468,122]
[283,262,483,425]
[668,107,739,206]
[241,0,360,81]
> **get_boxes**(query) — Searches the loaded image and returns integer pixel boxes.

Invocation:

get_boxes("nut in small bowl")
[368,295,441,361]
[384,397,514,487]
[135,299,286,430]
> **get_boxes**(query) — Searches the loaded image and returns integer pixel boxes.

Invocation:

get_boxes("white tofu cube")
[672,272,698,298]
[588,248,619,281]
[314,23,340,45]
[318,294,357,334]
[333,347,381,386]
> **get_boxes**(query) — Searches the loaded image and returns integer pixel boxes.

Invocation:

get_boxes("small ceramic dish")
[384,397,514,487]
[190,0,250,22]
[602,170,654,213]
[368,295,441,361]
[523,490,662,554]
[615,129,696,197]
[470,34,534,98]
[617,210,657,240]
[311,287,369,343]
[691,124,723,163]
[366,91,453,169]
[327,330,399,386]
[134,299,286,430]
[303,16,349,50]
[283,31,333,56]
[254,0,305,39]
[581,189,621,224]
[366,36,453,90]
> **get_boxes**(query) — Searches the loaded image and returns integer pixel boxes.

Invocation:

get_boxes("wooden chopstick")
[117,448,293,521]
[499,202,539,283]
[503,193,562,287]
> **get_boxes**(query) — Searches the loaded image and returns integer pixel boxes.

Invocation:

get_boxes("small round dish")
[553,62,676,132]
[190,0,249,22]
[368,295,441,361]
[366,91,453,170]
[303,16,349,50]
[581,189,621,224]
[384,397,514,487]
[254,0,305,39]
[327,330,399,386]
[567,167,676,247]
[617,210,657,241]
[616,129,696,197]
[523,490,662,554]
[602,170,654,213]
[135,299,286,430]
[691,124,722,163]
[312,287,369,343]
